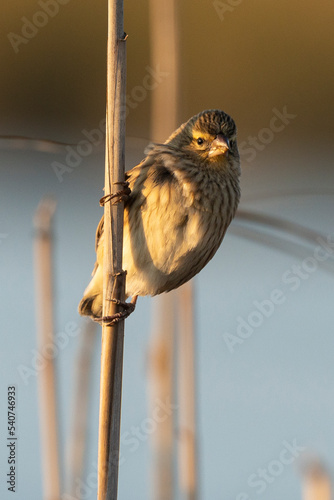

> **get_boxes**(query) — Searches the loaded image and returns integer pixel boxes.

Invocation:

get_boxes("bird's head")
[166,109,240,175]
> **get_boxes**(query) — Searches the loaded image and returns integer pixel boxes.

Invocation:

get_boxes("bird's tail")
[78,296,95,317]
[78,215,104,320]
[78,263,103,320]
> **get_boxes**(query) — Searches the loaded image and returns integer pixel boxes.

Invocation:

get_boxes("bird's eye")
[197,138,204,145]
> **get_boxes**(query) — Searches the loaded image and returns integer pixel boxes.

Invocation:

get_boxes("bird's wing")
[93,149,189,279]
[92,157,151,277]
[124,149,199,277]
[95,214,104,252]
[125,150,187,224]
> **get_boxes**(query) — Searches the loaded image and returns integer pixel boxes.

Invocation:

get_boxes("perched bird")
[79,109,241,322]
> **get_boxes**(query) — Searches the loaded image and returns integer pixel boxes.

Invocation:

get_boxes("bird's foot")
[99,181,131,206]
[96,296,138,327]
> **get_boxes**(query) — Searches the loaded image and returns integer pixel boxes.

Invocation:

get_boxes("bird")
[78,109,241,323]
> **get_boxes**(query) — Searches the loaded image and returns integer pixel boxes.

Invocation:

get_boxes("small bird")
[79,109,241,322]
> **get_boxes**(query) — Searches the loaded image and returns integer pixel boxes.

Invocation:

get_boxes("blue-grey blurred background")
[1,1,334,499]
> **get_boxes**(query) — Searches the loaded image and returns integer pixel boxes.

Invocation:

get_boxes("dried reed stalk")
[97,0,127,498]
[148,0,180,498]
[149,0,179,142]
[302,462,331,500]
[34,197,60,500]
[177,282,198,500]
[66,321,97,498]
[149,294,175,500]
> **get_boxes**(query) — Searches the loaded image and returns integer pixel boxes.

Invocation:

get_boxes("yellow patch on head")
[192,129,213,143]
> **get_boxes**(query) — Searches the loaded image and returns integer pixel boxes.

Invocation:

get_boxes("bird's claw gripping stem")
[99,181,131,207]
[95,296,138,327]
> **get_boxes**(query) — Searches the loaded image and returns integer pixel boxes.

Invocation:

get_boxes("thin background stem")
[34,197,61,500]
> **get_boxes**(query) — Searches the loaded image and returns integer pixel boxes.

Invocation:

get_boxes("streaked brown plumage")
[78,110,241,320]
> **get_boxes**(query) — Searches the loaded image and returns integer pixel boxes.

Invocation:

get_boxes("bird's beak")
[208,134,230,157]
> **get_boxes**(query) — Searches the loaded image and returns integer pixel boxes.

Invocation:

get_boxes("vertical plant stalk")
[148,0,179,498]
[149,294,175,500]
[66,321,97,499]
[302,462,331,500]
[149,0,199,495]
[34,197,61,500]
[97,0,127,499]
[177,282,198,500]
[149,0,179,141]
